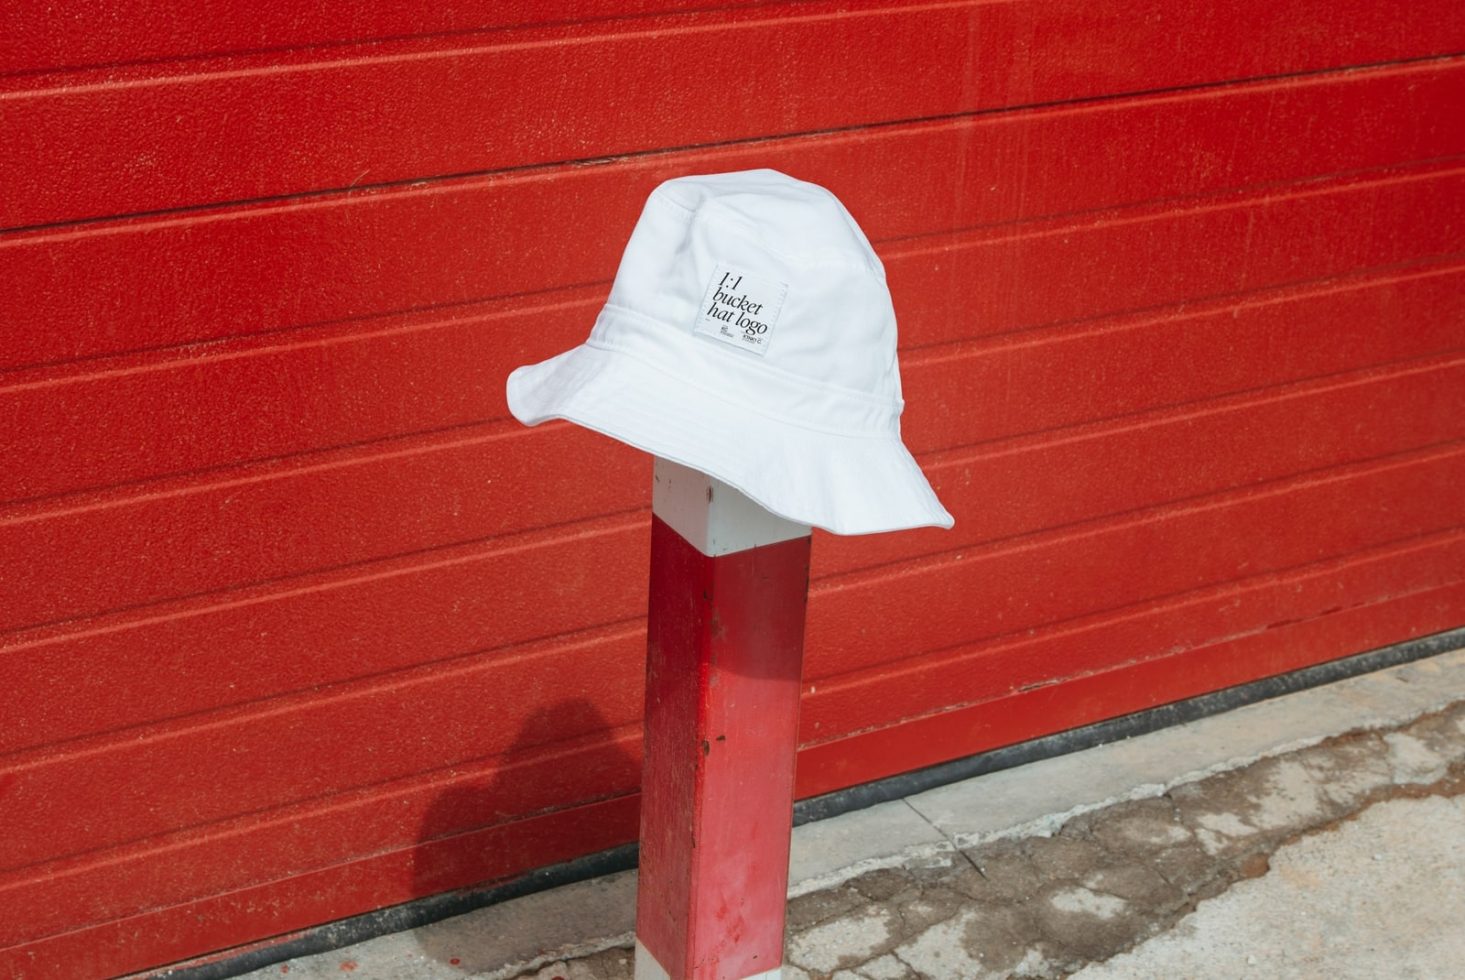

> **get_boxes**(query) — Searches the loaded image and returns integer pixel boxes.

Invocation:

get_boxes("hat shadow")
[409,698,642,971]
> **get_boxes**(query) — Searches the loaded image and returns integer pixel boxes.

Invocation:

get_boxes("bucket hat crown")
[507,168,953,535]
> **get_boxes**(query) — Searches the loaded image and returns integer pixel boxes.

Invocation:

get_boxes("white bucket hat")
[506,169,953,535]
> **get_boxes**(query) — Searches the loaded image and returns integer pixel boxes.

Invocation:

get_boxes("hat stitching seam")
[580,338,902,441]
[599,302,902,410]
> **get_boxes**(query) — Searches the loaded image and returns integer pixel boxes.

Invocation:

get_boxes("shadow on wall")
[409,699,641,970]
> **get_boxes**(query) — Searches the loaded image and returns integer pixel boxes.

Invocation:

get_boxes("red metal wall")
[3,3,1463,975]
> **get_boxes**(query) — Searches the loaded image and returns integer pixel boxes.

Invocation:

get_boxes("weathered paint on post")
[635,459,812,979]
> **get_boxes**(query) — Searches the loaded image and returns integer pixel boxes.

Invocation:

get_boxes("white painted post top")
[652,457,811,558]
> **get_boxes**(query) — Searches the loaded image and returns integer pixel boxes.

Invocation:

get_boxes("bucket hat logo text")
[695,263,788,356]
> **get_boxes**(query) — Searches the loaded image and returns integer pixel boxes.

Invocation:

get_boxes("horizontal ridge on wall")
[806,441,1465,679]
[5,2,1463,227]
[3,436,1462,880]
[2,244,1462,503]
[4,60,1465,367]
[2,281,1461,632]
[0,0,787,75]
[827,353,1465,575]
[803,531,1465,742]
[899,263,1465,452]
[0,166,1460,513]
[795,578,1465,796]
[0,725,648,953]
[8,0,1459,80]
[3,352,1462,754]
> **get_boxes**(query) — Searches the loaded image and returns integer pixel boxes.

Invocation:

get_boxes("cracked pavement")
[517,701,1464,980]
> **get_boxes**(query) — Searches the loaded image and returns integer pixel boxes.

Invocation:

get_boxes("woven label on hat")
[694,265,788,357]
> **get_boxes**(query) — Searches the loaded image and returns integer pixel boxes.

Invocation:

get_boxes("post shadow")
[409,697,643,970]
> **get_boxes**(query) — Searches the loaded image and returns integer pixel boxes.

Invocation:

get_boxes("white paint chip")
[1049,886,1129,920]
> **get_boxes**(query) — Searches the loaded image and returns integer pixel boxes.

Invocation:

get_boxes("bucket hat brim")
[507,341,954,536]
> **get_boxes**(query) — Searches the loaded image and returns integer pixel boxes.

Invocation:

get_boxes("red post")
[634,458,813,980]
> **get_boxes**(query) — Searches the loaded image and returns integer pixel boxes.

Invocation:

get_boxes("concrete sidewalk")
[242,644,1465,980]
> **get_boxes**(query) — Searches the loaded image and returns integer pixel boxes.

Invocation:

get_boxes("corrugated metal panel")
[2,2,1463,975]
